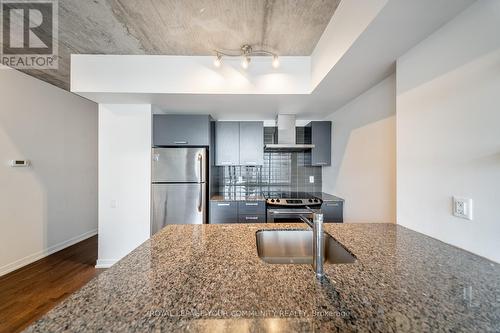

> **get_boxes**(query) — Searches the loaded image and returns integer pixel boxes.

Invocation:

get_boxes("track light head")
[213,53,222,68]
[241,56,250,69]
[272,55,280,69]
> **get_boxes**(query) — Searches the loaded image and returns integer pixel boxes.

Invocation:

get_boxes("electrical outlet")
[309,176,315,184]
[10,160,30,167]
[110,200,118,208]
[453,197,473,220]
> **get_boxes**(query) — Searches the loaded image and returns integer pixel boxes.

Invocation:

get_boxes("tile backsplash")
[261,151,322,193]
[213,127,322,196]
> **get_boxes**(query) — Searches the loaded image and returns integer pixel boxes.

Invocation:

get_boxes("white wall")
[72,55,311,95]
[323,74,396,223]
[311,0,388,88]
[0,66,98,276]
[97,104,152,268]
[397,0,500,263]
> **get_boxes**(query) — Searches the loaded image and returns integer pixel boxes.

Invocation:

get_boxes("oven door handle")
[267,210,317,215]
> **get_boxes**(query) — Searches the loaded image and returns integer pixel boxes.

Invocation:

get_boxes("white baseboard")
[95,259,118,268]
[0,229,98,277]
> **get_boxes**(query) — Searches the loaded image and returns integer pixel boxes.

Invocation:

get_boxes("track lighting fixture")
[213,44,279,69]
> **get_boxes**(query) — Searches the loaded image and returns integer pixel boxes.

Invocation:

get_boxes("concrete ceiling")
[11,0,341,90]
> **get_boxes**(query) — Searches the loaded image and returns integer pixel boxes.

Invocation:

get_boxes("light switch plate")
[309,176,314,184]
[453,197,473,220]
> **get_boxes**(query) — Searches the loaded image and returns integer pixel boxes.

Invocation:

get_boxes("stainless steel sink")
[256,230,356,265]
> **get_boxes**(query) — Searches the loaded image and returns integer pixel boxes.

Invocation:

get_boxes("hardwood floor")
[0,235,101,333]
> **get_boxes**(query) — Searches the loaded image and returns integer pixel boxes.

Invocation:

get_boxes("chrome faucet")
[300,208,324,278]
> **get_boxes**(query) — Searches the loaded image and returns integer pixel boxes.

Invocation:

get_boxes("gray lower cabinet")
[239,122,264,166]
[210,201,238,224]
[153,115,211,146]
[238,215,266,223]
[237,201,266,215]
[210,200,266,224]
[322,201,343,223]
[306,121,332,166]
[215,122,240,166]
[238,201,266,223]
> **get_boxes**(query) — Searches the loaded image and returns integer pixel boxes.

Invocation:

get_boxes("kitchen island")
[25,224,499,332]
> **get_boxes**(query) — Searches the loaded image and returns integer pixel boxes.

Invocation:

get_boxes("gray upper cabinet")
[215,121,264,166]
[239,122,264,166]
[306,121,332,166]
[215,122,240,166]
[153,115,211,146]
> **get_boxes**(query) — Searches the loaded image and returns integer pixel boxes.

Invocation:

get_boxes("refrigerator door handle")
[198,153,203,183]
[197,183,203,213]
[197,153,203,214]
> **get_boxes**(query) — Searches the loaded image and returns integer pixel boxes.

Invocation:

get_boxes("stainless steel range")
[265,192,323,223]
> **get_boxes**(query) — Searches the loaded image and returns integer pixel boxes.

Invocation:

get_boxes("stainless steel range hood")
[265,114,315,150]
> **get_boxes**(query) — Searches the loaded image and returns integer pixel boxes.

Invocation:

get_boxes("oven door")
[267,208,316,223]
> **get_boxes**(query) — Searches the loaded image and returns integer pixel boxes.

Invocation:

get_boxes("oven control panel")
[266,197,322,206]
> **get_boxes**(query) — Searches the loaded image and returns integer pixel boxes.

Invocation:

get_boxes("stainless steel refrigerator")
[151,147,207,235]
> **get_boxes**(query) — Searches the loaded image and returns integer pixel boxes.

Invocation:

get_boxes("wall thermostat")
[10,160,30,167]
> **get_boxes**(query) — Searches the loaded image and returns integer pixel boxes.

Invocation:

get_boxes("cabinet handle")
[316,162,328,165]
[245,216,259,220]
[245,203,258,206]
[217,203,230,207]
[327,203,339,207]
[174,141,188,144]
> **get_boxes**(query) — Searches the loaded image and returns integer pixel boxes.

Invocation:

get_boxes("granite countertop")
[311,192,344,202]
[210,192,343,202]
[26,224,500,332]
